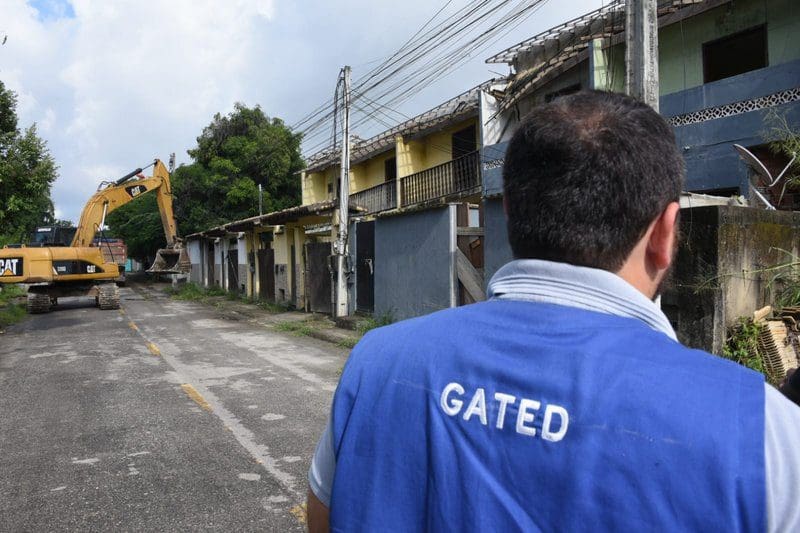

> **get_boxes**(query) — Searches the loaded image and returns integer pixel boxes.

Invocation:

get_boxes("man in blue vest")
[307,91,800,531]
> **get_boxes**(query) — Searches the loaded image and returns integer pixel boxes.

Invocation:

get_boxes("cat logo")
[126,184,146,198]
[0,257,23,277]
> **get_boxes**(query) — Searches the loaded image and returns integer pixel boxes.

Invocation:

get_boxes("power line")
[299,0,551,157]
[295,1,525,144]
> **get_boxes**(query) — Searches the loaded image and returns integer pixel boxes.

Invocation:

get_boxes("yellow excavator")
[0,158,190,313]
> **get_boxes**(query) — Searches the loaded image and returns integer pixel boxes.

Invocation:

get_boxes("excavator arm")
[71,159,178,247]
[71,159,189,274]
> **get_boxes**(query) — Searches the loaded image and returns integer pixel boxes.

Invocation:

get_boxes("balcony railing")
[349,180,397,215]
[400,150,480,207]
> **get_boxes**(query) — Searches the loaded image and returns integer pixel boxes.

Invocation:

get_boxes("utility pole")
[625,0,659,111]
[258,183,263,216]
[334,66,352,318]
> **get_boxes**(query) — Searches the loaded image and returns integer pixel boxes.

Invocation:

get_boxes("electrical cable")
[300,0,550,155]
[295,0,523,140]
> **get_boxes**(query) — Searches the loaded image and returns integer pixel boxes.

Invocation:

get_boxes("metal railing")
[400,150,480,207]
[349,180,397,215]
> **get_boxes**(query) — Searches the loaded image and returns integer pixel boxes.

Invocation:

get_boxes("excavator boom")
[71,159,179,248]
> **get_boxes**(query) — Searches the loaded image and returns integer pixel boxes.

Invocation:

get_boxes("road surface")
[0,284,348,531]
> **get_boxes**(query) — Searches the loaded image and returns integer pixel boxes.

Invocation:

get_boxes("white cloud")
[0,0,599,224]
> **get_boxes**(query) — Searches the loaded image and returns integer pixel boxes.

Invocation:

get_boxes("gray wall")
[375,206,455,321]
[483,198,513,286]
[481,141,508,198]
[187,239,202,284]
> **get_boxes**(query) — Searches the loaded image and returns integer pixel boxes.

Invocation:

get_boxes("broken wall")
[663,206,800,354]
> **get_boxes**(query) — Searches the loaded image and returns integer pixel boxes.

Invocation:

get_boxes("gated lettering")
[439,381,570,442]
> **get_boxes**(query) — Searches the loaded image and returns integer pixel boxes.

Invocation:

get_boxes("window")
[544,83,581,103]
[384,157,397,181]
[451,125,477,159]
[703,25,767,84]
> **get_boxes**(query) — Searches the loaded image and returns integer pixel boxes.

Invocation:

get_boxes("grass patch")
[275,320,315,337]
[354,312,394,335]
[336,337,359,349]
[257,300,292,313]
[169,282,228,301]
[0,284,27,329]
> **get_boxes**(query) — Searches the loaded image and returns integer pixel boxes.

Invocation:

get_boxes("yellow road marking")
[181,384,212,412]
[146,342,161,356]
[289,503,307,524]
[128,321,139,331]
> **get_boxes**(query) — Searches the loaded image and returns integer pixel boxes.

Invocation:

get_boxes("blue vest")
[330,300,765,532]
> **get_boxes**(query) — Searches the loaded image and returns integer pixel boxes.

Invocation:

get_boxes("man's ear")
[647,201,680,271]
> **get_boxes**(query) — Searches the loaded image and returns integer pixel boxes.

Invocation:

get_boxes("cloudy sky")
[0,0,601,223]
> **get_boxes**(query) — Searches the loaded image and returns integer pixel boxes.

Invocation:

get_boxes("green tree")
[0,81,58,246]
[108,103,304,262]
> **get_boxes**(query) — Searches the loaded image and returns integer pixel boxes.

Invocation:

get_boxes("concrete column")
[625,0,659,110]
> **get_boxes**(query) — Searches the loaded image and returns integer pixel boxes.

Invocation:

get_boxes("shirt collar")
[486,259,678,341]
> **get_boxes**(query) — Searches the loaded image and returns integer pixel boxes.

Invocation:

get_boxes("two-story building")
[300,81,500,319]
[481,0,800,280]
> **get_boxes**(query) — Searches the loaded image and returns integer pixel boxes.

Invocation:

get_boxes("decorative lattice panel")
[667,88,800,127]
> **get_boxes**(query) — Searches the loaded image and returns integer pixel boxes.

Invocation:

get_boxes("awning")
[186,200,365,238]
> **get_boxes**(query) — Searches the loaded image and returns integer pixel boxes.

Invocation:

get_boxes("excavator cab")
[29,226,77,247]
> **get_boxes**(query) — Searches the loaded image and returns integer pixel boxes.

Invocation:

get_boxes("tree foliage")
[108,103,304,262]
[0,80,58,246]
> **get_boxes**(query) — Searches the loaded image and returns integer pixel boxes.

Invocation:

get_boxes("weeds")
[336,337,359,349]
[258,300,292,313]
[764,110,800,187]
[169,283,228,301]
[0,284,27,330]
[764,249,800,310]
[275,320,315,337]
[722,318,779,385]
[355,312,394,335]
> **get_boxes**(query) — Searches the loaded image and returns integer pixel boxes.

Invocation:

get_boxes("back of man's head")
[503,90,684,272]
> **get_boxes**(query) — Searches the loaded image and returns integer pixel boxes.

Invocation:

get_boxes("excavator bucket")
[147,246,191,274]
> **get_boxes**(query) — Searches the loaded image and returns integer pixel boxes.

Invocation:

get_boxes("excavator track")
[97,283,121,310]
[26,292,51,314]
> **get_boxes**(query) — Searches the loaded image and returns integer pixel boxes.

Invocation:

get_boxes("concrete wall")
[481,141,508,198]
[663,206,800,354]
[302,167,336,205]
[351,150,396,192]
[187,239,202,285]
[214,241,223,286]
[273,230,290,303]
[375,206,455,321]
[237,234,247,295]
[483,198,514,287]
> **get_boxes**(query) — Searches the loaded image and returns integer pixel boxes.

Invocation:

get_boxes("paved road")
[0,284,348,531]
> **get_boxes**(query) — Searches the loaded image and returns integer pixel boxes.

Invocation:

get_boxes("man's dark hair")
[503,90,684,271]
